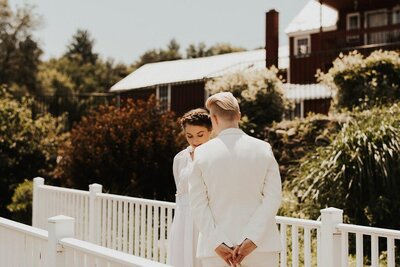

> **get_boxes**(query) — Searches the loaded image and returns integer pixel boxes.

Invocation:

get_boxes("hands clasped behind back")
[215,239,257,266]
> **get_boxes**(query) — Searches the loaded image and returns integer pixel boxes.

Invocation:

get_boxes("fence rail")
[32,177,400,266]
[0,215,170,267]
[337,223,400,267]
[0,217,47,267]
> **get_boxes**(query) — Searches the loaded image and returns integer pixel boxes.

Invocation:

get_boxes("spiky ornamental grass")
[287,103,400,228]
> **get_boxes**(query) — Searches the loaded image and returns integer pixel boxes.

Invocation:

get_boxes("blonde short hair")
[205,92,240,121]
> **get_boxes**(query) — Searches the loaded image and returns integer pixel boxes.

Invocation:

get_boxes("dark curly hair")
[180,108,212,130]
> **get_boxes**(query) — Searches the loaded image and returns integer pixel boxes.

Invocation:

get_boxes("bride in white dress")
[167,108,212,267]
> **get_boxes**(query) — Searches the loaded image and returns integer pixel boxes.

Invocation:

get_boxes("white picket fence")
[32,177,400,267]
[0,215,170,267]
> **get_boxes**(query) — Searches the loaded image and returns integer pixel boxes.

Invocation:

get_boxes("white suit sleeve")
[240,148,282,246]
[189,159,233,249]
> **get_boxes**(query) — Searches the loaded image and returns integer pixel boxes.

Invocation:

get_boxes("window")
[346,13,360,43]
[364,9,389,44]
[347,13,360,30]
[393,7,400,24]
[365,10,388,28]
[157,85,171,112]
[294,36,310,56]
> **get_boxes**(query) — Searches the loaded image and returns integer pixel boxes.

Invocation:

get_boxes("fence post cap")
[33,177,45,184]
[320,207,343,215]
[48,215,75,224]
[89,183,103,191]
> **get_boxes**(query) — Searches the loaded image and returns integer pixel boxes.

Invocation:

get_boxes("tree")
[186,42,207,58]
[205,43,246,56]
[0,89,68,218]
[36,30,129,128]
[64,29,98,65]
[318,50,400,110]
[186,42,246,58]
[206,67,289,136]
[0,0,42,95]
[54,96,183,201]
[133,39,182,69]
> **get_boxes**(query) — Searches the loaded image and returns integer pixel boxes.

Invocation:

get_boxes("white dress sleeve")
[172,154,181,190]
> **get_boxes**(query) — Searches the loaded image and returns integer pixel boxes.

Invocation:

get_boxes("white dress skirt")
[167,147,201,267]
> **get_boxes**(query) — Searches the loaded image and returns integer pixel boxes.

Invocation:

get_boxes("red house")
[285,0,400,84]
[111,0,399,118]
[110,49,289,116]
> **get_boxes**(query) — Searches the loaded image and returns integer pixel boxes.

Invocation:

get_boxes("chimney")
[266,9,279,69]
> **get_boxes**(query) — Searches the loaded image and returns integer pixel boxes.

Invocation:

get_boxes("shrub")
[318,50,400,110]
[206,67,290,135]
[7,180,33,225]
[265,113,343,182]
[0,89,67,219]
[286,103,400,228]
[54,96,183,201]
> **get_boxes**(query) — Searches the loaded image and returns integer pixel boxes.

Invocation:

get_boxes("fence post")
[48,215,75,267]
[320,207,343,267]
[89,183,102,244]
[32,177,45,227]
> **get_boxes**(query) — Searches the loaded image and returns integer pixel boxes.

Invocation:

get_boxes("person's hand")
[233,239,257,264]
[215,243,236,266]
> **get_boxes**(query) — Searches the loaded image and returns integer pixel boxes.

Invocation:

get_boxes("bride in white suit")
[167,108,212,267]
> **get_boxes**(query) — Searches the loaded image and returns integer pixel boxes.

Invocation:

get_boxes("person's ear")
[237,112,241,121]
[212,114,219,126]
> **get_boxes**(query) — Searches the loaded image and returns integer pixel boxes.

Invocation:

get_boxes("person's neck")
[215,123,239,135]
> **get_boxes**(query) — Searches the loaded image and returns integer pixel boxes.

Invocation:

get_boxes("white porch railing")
[32,177,400,266]
[0,217,47,267]
[0,215,171,267]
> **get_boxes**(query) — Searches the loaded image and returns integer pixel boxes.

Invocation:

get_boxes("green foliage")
[35,29,129,128]
[54,96,182,201]
[206,67,289,135]
[133,39,182,69]
[318,50,400,110]
[64,29,98,65]
[0,1,42,94]
[265,113,342,182]
[286,103,400,228]
[186,42,246,58]
[39,30,129,95]
[7,179,32,225]
[0,89,68,218]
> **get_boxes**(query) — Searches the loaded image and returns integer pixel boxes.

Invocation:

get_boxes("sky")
[10,0,310,65]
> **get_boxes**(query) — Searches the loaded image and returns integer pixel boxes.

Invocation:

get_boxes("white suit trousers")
[200,252,279,267]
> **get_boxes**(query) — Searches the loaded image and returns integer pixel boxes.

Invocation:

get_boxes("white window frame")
[393,6,400,24]
[156,84,171,111]
[346,12,360,30]
[294,35,311,57]
[364,9,388,28]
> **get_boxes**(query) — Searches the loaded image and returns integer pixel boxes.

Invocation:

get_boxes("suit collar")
[217,127,244,136]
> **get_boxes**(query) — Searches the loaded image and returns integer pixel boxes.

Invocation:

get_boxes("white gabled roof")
[110,47,289,92]
[285,0,338,36]
[283,83,333,101]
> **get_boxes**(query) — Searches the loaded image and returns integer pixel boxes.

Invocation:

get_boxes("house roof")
[110,47,289,92]
[283,83,333,101]
[285,0,338,36]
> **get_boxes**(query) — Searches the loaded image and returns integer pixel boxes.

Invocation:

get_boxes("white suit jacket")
[189,128,282,258]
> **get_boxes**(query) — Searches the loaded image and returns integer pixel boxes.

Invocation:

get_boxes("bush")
[206,67,290,135]
[54,96,183,201]
[265,113,343,182]
[285,103,400,228]
[0,89,67,219]
[7,180,32,225]
[318,50,400,110]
